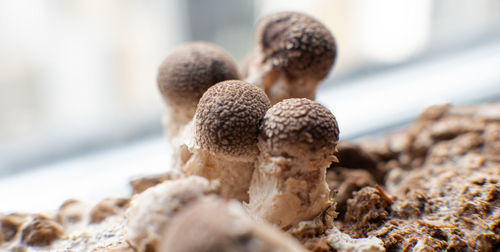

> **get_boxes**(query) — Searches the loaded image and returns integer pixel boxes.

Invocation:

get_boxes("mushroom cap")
[195,80,271,159]
[126,176,215,252]
[159,197,306,252]
[255,12,336,80]
[259,98,339,156]
[157,42,240,113]
[159,198,248,252]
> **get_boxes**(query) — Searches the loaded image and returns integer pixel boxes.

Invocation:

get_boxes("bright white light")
[356,0,432,63]
[318,40,500,139]
[254,0,315,20]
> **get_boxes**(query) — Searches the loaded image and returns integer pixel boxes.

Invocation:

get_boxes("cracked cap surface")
[195,80,271,158]
[259,98,339,155]
[256,12,336,80]
[157,42,240,112]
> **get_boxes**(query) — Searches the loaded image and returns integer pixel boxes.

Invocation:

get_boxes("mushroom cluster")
[156,10,339,244]
[6,9,496,252]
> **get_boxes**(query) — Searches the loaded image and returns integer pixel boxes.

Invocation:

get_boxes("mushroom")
[247,98,340,229]
[126,176,218,252]
[157,41,240,139]
[244,12,337,104]
[157,42,240,172]
[158,196,307,252]
[182,80,271,202]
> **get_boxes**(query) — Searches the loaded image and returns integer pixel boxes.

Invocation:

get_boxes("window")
[1,0,499,176]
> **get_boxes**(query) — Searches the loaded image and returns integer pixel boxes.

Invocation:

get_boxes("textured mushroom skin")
[248,98,339,229]
[157,42,240,139]
[256,12,336,80]
[259,98,339,156]
[158,42,240,114]
[195,80,271,159]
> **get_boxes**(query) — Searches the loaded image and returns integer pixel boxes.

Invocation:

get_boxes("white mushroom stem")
[170,119,195,173]
[247,149,336,229]
[244,53,271,89]
[182,148,255,202]
[178,120,254,201]
[245,55,320,104]
[162,105,194,141]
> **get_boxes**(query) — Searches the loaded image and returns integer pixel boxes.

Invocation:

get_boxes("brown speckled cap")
[195,80,271,158]
[256,12,336,80]
[259,98,339,155]
[157,42,240,113]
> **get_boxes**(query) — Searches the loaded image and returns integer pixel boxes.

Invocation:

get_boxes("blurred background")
[1,0,500,211]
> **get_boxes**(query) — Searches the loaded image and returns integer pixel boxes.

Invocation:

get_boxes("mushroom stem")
[183,150,255,202]
[170,119,195,172]
[245,54,320,104]
[263,71,319,103]
[162,104,195,140]
[248,148,335,229]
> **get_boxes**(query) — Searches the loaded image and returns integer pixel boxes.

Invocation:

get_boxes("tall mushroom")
[159,196,307,252]
[182,80,271,202]
[157,42,240,172]
[244,12,337,104]
[157,42,240,139]
[247,98,340,229]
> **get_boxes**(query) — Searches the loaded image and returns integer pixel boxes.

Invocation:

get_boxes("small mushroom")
[158,196,306,252]
[157,42,240,172]
[247,98,340,229]
[126,176,218,252]
[182,80,271,202]
[244,12,336,104]
[157,42,240,139]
